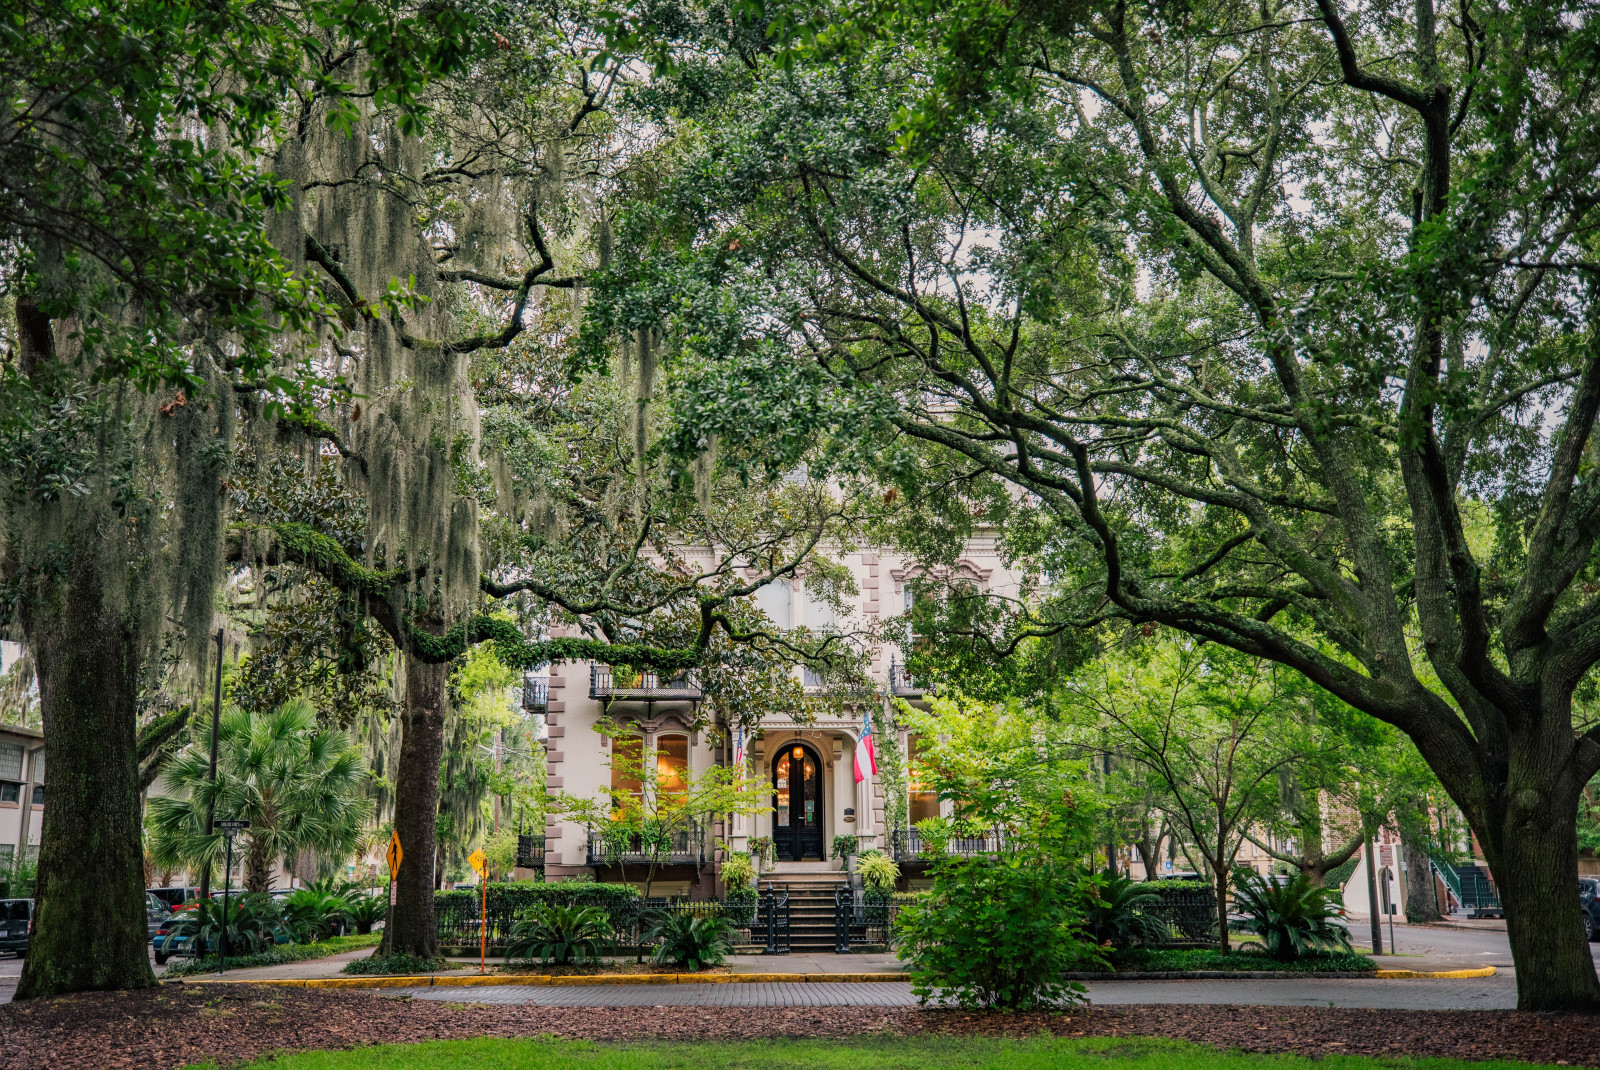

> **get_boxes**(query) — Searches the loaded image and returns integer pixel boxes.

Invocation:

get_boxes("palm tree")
[147,699,371,892]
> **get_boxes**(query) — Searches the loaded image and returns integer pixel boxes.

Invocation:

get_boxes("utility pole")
[1364,829,1384,955]
[198,628,223,902]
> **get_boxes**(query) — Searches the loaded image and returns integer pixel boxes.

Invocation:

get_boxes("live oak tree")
[0,0,469,998]
[603,0,1600,1009]
[226,3,871,957]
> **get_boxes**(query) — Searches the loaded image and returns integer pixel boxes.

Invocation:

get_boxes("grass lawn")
[162,933,382,978]
[190,1035,1550,1070]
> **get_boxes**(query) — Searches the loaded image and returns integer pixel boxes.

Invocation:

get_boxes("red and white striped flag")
[854,710,878,783]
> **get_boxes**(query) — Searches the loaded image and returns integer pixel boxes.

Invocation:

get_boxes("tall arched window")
[656,734,689,799]
[907,734,940,824]
[610,734,643,810]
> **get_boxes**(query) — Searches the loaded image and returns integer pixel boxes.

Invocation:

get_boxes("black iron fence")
[435,885,789,955]
[889,828,1005,862]
[1145,886,1219,944]
[586,823,707,867]
[834,887,916,951]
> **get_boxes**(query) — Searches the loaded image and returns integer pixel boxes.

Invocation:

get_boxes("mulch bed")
[1,984,1597,1069]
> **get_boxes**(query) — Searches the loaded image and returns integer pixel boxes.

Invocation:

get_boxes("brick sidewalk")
[389,973,1517,1011]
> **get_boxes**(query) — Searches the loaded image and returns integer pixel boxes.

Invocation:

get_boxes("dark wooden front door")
[772,742,824,861]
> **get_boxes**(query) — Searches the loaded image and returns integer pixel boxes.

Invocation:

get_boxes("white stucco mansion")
[526,539,1025,896]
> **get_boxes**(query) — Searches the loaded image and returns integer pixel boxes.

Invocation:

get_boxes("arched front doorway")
[772,741,824,861]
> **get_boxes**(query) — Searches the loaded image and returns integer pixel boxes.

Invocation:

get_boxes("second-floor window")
[0,782,19,804]
[656,735,689,798]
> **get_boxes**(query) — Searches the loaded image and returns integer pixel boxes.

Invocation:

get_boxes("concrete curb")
[1373,966,1497,979]
[175,971,910,989]
[1061,966,1495,981]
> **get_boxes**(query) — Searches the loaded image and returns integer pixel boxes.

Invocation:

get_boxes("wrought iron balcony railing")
[586,822,707,866]
[887,657,923,697]
[521,675,549,712]
[890,827,1004,862]
[590,666,704,702]
[515,834,546,869]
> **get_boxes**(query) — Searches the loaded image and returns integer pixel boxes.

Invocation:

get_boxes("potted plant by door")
[748,837,775,877]
[831,835,861,872]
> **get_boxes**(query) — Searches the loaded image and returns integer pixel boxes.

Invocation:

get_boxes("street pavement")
[0,919,1547,1010]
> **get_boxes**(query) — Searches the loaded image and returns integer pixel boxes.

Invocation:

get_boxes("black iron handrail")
[835,885,909,951]
[760,884,791,954]
[590,666,704,701]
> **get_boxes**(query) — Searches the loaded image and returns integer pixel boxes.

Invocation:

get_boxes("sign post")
[385,829,403,920]
[215,819,250,976]
[468,848,489,973]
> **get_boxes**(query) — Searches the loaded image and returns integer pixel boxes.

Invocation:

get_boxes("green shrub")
[724,885,758,925]
[1231,871,1353,962]
[280,889,352,943]
[162,934,379,978]
[721,852,755,890]
[895,857,1100,1009]
[1080,874,1168,951]
[341,952,459,975]
[346,893,387,935]
[858,854,900,891]
[506,904,613,965]
[160,892,282,957]
[645,911,735,971]
[830,835,860,860]
[1114,947,1375,973]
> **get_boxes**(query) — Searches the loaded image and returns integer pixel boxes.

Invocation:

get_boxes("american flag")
[733,724,745,776]
[854,710,878,783]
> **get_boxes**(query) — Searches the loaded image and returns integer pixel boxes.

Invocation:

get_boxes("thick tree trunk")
[1481,788,1600,1011]
[1401,807,1442,924]
[13,540,156,999]
[380,655,448,958]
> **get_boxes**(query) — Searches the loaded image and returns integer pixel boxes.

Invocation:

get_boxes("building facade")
[532,540,1020,895]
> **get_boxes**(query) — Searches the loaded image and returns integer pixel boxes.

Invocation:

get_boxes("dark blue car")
[0,899,31,956]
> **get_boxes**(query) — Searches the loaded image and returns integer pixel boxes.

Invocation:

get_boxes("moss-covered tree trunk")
[380,655,449,958]
[13,522,156,999]
[1476,775,1597,1010]
[1401,803,1442,923]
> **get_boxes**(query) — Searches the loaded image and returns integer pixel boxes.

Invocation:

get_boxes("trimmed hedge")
[436,882,643,948]
[162,933,380,978]
[1116,947,1376,974]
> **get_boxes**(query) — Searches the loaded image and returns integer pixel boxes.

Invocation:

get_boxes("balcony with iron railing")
[521,675,549,713]
[515,834,546,869]
[586,821,708,867]
[887,657,924,697]
[590,666,704,702]
[890,827,1004,862]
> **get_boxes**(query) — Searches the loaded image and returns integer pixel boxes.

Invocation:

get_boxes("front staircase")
[757,869,850,952]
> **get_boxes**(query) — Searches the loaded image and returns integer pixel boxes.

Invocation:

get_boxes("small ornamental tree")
[891,695,1103,1008]
[554,723,771,901]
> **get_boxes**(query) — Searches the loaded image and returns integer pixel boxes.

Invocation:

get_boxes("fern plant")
[505,903,612,965]
[1080,874,1168,951]
[1232,870,1353,962]
[645,911,735,971]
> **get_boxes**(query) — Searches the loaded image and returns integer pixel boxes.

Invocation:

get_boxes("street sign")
[217,819,250,831]
[386,830,403,878]
[468,848,488,878]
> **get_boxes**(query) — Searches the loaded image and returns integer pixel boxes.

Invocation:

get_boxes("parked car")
[147,886,201,910]
[152,902,198,965]
[1579,878,1600,941]
[0,899,32,957]
[146,893,172,938]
